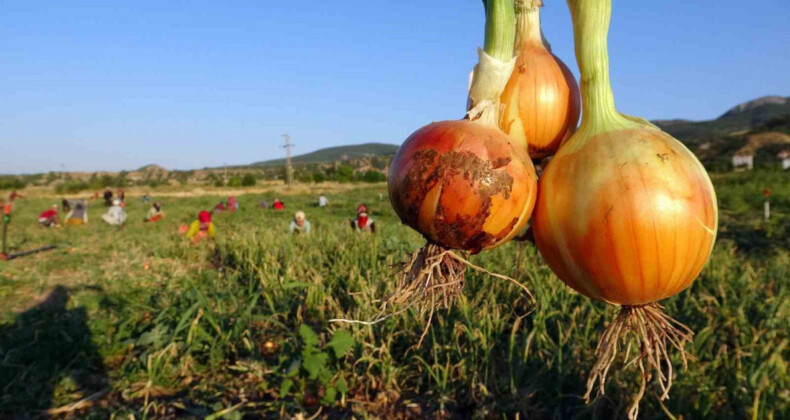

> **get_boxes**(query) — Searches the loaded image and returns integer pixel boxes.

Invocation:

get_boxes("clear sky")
[1,1,788,174]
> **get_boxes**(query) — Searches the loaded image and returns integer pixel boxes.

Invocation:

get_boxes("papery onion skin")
[389,120,537,254]
[500,46,581,159]
[533,127,718,306]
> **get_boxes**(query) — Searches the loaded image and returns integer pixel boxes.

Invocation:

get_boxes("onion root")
[584,302,694,420]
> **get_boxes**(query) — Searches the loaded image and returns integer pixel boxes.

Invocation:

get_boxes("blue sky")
[1,1,788,174]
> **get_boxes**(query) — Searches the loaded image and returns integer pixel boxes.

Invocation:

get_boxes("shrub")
[241,174,256,187]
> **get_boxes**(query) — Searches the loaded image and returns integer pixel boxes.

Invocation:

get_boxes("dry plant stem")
[584,303,694,420]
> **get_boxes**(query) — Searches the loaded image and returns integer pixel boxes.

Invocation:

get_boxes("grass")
[0,170,787,419]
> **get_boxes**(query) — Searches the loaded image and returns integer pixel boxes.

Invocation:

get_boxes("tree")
[241,174,256,187]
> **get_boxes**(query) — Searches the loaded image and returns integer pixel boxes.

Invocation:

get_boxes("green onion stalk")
[467,0,517,126]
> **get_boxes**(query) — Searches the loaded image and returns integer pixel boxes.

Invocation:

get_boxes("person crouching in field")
[144,202,163,223]
[289,211,310,234]
[273,198,285,211]
[186,210,216,243]
[102,199,127,226]
[65,200,88,226]
[214,200,227,213]
[350,211,375,233]
[103,188,113,206]
[227,196,239,212]
[38,204,60,228]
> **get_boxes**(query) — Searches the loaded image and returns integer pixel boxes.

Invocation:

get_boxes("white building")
[732,153,753,171]
[779,150,790,170]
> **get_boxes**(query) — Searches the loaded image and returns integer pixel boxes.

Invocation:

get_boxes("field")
[0,170,787,419]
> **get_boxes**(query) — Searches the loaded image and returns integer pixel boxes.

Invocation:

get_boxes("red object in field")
[198,211,212,223]
[763,188,772,198]
[178,224,189,234]
[3,205,10,216]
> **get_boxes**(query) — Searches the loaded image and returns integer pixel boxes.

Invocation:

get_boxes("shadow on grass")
[0,285,107,418]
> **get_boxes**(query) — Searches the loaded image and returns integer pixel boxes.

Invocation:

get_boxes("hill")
[653,96,790,142]
[651,96,790,170]
[249,143,399,167]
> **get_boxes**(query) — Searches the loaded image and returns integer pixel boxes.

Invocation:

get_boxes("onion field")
[0,169,787,419]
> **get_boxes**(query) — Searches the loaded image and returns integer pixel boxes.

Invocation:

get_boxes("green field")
[0,170,787,419]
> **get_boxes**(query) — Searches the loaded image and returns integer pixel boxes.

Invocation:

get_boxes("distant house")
[779,150,790,170]
[732,152,754,171]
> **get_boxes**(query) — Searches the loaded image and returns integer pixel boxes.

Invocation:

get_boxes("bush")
[54,181,90,194]
[312,172,326,183]
[0,177,26,190]
[227,176,243,188]
[241,174,256,187]
[359,170,386,183]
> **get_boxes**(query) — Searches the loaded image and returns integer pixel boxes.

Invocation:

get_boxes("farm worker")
[186,210,216,242]
[141,193,151,203]
[259,200,268,209]
[62,198,72,214]
[356,203,368,214]
[103,188,113,206]
[214,201,227,213]
[289,211,311,234]
[144,202,163,223]
[8,190,24,204]
[102,199,127,226]
[65,200,88,226]
[117,189,125,203]
[318,195,328,208]
[227,196,239,212]
[273,199,285,211]
[350,211,375,233]
[38,205,60,227]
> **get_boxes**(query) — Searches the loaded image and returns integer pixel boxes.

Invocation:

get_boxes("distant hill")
[249,143,399,167]
[653,96,790,142]
[652,96,790,170]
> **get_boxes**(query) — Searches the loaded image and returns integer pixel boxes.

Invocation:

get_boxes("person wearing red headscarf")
[350,211,376,233]
[272,198,285,211]
[227,196,239,212]
[186,210,216,242]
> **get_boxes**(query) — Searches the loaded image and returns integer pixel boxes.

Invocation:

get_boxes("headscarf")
[294,211,305,221]
[357,203,368,214]
[112,199,121,206]
[198,210,212,223]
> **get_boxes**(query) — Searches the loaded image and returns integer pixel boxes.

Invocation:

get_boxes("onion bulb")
[500,0,581,158]
[532,0,718,418]
[385,0,537,319]
[389,120,537,253]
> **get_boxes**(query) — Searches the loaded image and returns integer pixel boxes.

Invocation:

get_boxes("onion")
[389,120,536,254]
[532,0,718,418]
[384,0,537,321]
[500,0,580,158]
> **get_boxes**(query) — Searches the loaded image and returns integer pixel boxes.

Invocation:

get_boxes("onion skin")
[389,120,537,254]
[500,35,581,159]
[533,128,717,306]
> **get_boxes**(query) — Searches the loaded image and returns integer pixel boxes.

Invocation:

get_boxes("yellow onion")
[389,120,537,253]
[382,0,537,319]
[500,0,580,158]
[532,0,718,418]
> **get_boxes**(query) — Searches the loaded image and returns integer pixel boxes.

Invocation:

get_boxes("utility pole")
[224,162,228,186]
[281,133,294,186]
